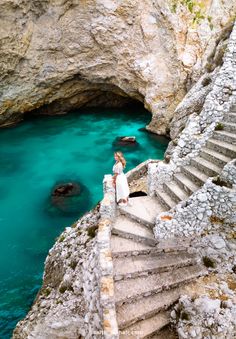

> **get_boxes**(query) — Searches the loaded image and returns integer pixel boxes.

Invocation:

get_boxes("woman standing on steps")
[112,151,130,206]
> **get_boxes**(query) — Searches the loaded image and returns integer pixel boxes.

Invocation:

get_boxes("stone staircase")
[111,211,206,338]
[151,107,235,212]
[110,107,236,337]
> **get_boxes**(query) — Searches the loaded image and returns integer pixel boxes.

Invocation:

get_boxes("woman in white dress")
[112,152,130,206]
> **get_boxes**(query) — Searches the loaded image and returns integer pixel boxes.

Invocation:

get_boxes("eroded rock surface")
[0,0,235,134]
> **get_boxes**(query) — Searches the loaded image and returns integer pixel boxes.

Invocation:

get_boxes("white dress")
[113,162,130,202]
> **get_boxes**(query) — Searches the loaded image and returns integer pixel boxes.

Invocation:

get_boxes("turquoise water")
[0,107,168,338]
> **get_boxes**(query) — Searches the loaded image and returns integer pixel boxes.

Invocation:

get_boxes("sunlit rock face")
[0,0,235,135]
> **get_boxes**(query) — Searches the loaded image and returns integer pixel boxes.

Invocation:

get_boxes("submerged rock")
[113,136,138,147]
[52,182,80,197]
[47,181,91,216]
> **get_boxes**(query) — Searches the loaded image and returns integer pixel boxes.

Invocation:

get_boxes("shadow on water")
[0,152,24,176]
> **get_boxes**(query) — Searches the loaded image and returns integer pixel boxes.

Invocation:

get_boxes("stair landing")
[119,196,166,227]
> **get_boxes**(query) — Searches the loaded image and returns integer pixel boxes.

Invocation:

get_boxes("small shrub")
[165,156,171,164]
[56,299,63,305]
[205,63,214,73]
[68,285,74,292]
[69,260,77,270]
[215,123,224,130]
[202,77,212,87]
[181,311,191,321]
[71,222,77,228]
[59,235,65,243]
[43,288,51,296]
[59,285,67,294]
[203,256,216,268]
[87,225,98,238]
[172,139,178,146]
[207,16,214,30]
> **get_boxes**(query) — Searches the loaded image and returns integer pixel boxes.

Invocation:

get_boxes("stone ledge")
[126,159,159,182]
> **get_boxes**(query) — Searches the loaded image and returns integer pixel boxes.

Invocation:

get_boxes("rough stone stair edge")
[155,190,176,210]
[162,181,189,204]
[206,138,236,158]
[114,264,207,306]
[181,165,208,186]
[112,228,156,246]
[111,235,192,258]
[223,121,236,132]
[224,112,236,123]
[172,172,200,195]
[119,206,155,229]
[117,287,182,330]
[113,252,198,281]
[200,147,231,167]
[119,311,170,339]
[150,325,178,339]
[213,130,236,144]
[190,156,222,177]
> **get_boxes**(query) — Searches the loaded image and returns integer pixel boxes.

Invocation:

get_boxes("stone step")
[231,104,236,113]
[173,172,200,196]
[155,190,176,210]
[112,215,156,246]
[111,235,156,257]
[119,196,166,228]
[150,326,177,339]
[207,138,236,158]
[200,147,231,167]
[113,252,197,281]
[222,121,236,132]
[117,288,180,330]
[181,165,208,186]
[225,112,236,123]
[190,156,221,177]
[111,235,192,258]
[114,264,206,305]
[119,311,170,339]
[163,181,189,204]
[213,130,236,144]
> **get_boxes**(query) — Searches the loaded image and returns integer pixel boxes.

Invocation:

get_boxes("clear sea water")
[0,107,168,338]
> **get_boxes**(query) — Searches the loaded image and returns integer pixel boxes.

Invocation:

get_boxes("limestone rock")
[0,0,236,135]
[172,294,236,339]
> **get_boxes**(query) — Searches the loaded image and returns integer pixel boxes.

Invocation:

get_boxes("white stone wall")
[82,240,103,338]
[148,20,236,193]
[172,294,236,339]
[154,160,236,239]
[97,175,119,339]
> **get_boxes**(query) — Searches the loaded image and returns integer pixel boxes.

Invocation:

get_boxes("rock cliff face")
[0,0,235,134]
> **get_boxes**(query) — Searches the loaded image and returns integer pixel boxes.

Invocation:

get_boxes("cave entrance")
[25,89,145,119]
